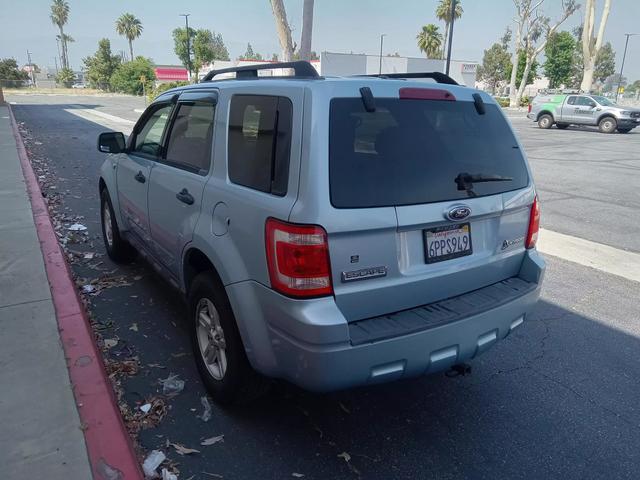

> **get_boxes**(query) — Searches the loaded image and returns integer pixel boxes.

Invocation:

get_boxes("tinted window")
[329,98,529,208]
[133,104,173,157]
[576,96,595,107]
[567,96,577,105]
[228,95,293,195]
[165,101,215,174]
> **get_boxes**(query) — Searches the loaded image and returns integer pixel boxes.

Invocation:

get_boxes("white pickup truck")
[527,92,640,133]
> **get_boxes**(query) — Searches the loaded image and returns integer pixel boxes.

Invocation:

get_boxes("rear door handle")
[134,171,146,183]
[176,188,194,205]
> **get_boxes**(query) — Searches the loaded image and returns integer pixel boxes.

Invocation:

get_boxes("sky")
[1,0,639,82]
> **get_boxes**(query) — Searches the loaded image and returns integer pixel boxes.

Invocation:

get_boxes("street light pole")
[616,33,638,102]
[26,50,35,87]
[445,0,457,75]
[180,14,192,81]
[379,34,386,74]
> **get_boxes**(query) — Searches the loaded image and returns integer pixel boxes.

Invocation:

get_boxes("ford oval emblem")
[447,205,472,221]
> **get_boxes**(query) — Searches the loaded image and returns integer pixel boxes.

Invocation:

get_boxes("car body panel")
[98,74,545,392]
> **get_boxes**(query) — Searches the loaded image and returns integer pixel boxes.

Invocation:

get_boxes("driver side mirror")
[97,132,126,153]
[589,102,597,108]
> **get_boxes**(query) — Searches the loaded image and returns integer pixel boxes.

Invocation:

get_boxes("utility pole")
[180,13,192,81]
[445,0,457,75]
[379,34,386,75]
[26,50,36,87]
[616,33,638,103]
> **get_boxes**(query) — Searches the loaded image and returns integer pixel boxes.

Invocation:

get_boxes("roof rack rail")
[202,60,320,82]
[358,72,459,85]
[538,88,583,95]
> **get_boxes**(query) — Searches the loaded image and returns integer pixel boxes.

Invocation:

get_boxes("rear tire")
[598,116,617,133]
[100,189,136,263]
[617,128,631,134]
[188,272,269,405]
[556,123,569,129]
[537,114,553,129]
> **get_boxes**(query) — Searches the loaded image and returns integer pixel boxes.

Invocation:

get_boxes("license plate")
[424,223,472,264]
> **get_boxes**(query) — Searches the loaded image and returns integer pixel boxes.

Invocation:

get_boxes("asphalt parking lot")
[8,94,640,480]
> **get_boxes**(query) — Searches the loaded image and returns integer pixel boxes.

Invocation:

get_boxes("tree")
[0,58,29,87]
[435,0,463,59]
[110,57,155,95]
[299,0,315,61]
[506,50,538,87]
[544,31,575,88]
[416,24,443,59]
[192,29,230,76]
[83,39,121,90]
[569,35,615,90]
[55,67,75,87]
[594,41,615,85]
[581,0,612,92]
[269,0,317,63]
[508,0,579,107]
[269,0,295,62]
[50,0,70,69]
[602,73,626,93]
[477,43,511,94]
[115,13,143,62]
[239,43,261,60]
[172,27,195,74]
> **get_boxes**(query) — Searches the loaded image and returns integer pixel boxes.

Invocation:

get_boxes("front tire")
[538,114,553,129]
[598,116,617,133]
[100,189,136,263]
[188,272,269,404]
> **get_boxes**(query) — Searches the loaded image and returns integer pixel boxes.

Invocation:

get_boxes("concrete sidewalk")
[0,105,93,478]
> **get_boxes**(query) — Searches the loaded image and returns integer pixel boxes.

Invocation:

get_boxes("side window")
[567,96,577,105]
[165,101,215,174]
[228,95,293,196]
[576,96,595,107]
[133,104,173,157]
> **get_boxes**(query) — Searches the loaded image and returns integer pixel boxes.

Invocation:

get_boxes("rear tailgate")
[327,88,534,322]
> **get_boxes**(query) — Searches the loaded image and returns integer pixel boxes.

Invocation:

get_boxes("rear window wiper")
[455,172,513,197]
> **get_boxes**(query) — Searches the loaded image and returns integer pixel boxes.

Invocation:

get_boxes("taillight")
[526,196,540,249]
[265,218,333,298]
[528,103,532,113]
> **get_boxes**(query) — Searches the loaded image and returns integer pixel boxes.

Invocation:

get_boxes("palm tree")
[115,13,143,61]
[435,0,463,59]
[416,24,443,59]
[50,0,70,68]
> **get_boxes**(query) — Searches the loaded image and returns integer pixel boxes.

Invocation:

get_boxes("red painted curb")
[8,105,143,480]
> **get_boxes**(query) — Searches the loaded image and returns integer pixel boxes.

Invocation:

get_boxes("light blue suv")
[97,62,545,404]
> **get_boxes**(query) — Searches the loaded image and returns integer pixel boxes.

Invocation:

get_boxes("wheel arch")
[596,113,616,125]
[536,110,554,122]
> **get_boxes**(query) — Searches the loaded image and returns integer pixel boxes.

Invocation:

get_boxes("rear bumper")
[226,250,545,392]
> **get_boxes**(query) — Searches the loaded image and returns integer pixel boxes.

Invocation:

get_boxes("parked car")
[97,61,545,404]
[71,83,86,89]
[527,91,640,133]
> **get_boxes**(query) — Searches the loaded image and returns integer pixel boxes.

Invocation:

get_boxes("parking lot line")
[537,228,640,283]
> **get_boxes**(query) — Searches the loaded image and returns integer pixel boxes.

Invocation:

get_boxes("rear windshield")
[329,97,529,208]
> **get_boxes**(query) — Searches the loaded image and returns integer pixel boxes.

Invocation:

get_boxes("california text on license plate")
[424,223,473,264]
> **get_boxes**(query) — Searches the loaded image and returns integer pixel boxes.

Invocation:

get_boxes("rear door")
[561,95,578,122]
[327,90,533,321]
[147,90,217,277]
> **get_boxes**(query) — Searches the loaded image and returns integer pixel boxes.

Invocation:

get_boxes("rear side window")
[567,96,577,105]
[329,97,529,208]
[228,95,293,196]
